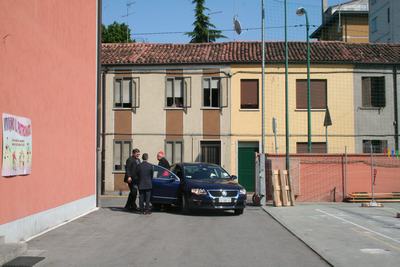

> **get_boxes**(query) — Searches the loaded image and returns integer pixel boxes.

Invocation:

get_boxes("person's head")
[157,151,165,160]
[132,148,140,159]
[142,153,148,161]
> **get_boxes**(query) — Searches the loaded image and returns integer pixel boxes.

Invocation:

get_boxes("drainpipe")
[96,0,103,206]
[101,68,107,195]
[393,65,399,150]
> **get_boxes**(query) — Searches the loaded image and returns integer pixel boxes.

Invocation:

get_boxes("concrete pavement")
[263,202,400,267]
[24,205,328,267]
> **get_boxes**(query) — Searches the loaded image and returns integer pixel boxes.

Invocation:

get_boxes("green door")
[238,143,259,192]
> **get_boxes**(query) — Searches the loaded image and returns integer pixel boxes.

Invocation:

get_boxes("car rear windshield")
[183,165,231,179]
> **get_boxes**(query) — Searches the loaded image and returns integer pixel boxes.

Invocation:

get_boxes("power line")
[131,24,318,36]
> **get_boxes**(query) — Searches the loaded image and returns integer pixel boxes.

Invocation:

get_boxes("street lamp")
[296,7,312,153]
[259,0,266,206]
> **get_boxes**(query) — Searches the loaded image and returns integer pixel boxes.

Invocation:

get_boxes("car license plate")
[219,197,231,203]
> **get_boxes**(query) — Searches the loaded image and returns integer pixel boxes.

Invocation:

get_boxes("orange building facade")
[0,0,99,242]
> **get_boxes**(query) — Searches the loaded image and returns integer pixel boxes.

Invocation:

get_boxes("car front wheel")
[181,195,190,214]
[234,209,244,215]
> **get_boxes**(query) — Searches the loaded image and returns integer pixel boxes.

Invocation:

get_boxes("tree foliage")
[102,22,134,43]
[186,0,226,43]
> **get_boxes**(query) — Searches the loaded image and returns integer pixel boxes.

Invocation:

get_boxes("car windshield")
[183,164,231,179]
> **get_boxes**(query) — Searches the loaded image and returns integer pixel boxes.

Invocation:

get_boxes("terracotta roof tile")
[101,41,400,66]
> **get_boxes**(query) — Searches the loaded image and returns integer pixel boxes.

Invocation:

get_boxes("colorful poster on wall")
[2,113,32,176]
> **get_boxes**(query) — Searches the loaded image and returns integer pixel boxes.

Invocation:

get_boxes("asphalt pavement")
[25,204,329,267]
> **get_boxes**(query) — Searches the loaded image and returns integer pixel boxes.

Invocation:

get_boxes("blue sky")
[102,0,347,43]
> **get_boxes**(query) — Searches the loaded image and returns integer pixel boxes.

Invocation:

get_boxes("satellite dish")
[233,16,242,35]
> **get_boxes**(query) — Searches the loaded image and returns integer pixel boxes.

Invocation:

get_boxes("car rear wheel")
[234,209,244,215]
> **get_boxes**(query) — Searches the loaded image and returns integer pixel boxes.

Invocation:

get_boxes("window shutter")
[311,80,327,109]
[203,78,211,107]
[182,77,192,108]
[296,142,326,153]
[174,79,183,97]
[166,79,173,97]
[220,77,229,108]
[362,77,372,107]
[114,79,121,106]
[166,142,173,164]
[114,141,122,170]
[296,80,307,109]
[241,80,259,109]
[122,79,131,105]
[296,143,307,153]
[312,143,327,153]
[174,142,182,163]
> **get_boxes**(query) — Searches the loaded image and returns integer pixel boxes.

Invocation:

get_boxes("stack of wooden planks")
[345,192,400,203]
[271,170,295,207]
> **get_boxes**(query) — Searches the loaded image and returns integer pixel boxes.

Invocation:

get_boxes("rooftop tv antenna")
[121,1,135,42]
[233,15,242,35]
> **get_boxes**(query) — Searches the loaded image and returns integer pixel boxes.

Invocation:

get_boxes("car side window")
[153,165,177,180]
[172,165,183,179]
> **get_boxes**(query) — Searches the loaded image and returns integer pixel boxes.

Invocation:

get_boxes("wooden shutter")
[362,77,372,107]
[296,142,327,153]
[241,79,259,109]
[296,80,307,109]
[311,80,327,109]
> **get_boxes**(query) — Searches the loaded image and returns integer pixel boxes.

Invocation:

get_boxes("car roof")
[177,162,220,167]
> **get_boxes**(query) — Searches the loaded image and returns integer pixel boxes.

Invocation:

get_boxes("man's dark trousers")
[139,189,151,211]
[126,182,138,210]
[124,156,140,210]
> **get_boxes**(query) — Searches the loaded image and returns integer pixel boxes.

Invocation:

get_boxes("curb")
[261,206,335,267]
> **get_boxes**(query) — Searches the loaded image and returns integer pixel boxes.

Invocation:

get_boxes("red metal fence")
[265,154,400,202]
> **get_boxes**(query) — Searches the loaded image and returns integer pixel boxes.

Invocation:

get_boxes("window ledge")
[113,107,134,111]
[295,109,326,112]
[239,108,260,112]
[164,107,185,110]
[201,107,221,110]
[113,171,125,174]
[358,107,384,110]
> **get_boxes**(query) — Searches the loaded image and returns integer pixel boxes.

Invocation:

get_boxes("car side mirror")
[231,175,238,181]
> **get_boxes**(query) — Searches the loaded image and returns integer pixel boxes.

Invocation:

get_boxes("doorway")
[238,142,259,192]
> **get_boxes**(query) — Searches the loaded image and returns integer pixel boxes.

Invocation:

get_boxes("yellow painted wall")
[230,64,356,175]
[319,15,368,43]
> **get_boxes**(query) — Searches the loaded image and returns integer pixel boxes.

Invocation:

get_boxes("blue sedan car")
[151,163,247,215]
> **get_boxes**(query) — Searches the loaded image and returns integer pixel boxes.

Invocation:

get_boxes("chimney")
[322,0,329,24]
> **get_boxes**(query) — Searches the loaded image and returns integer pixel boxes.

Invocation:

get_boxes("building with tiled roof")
[100,41,400,194]
[311,0,369,43]
[102,41,400,65]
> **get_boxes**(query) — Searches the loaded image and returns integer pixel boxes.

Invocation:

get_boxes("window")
[200,141,221,165]
[362,77,385,108]
[388,8,390,24]
[296,142,327,153]
[114,78,135,108]
[371,17,377,33]
[166,78,184,108]
[153,165,177,180]
[241,79,259,109]
[203,77,221,108]
[113,141,131,171]
[166,141,183,164]
[362,140,388,153]
[296,80,327,109]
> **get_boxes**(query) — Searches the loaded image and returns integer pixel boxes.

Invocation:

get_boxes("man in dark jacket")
[157,151,170,169]
[124,148,141,211]
[136,153,154,214]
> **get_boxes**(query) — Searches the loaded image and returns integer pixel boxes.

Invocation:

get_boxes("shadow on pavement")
[107,206,239,217]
